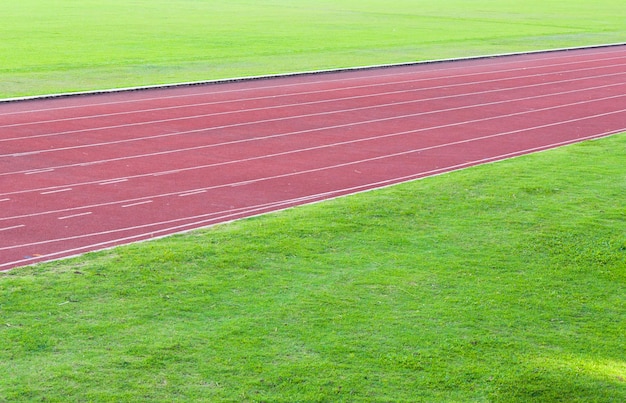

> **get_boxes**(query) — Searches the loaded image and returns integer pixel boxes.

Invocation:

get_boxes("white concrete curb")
[2,42,625,104]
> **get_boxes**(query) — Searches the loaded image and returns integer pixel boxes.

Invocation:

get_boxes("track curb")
[2,42,626,104]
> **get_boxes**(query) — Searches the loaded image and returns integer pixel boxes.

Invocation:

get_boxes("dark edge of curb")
[2,42,626,104]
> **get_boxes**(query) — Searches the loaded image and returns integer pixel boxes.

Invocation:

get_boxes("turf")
[1,134,624,401]
[1,0,625,98]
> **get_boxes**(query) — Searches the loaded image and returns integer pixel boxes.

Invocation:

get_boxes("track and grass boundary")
[2,42,625,104]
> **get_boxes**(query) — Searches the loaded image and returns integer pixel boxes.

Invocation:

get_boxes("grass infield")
[1,0,625,99]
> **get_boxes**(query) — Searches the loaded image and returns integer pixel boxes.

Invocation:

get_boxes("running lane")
[1,45,625,270]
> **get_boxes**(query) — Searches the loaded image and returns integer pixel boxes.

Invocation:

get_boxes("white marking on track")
[99,178,128,185]
[0,224,25,232]
[10,151,40,157]
[41,188,72,195]
[122,200,153,208]
[58,212,92,220]
[179,190,206,197]
[153,170,181,176]
[230,180,258,187]
[80,162,101,167]
[24,168,55,175]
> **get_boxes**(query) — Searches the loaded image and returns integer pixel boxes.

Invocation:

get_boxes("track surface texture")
[1,45,625,270]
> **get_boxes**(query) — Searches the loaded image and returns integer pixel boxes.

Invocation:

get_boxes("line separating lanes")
[179,190,207,197]
[99,179,129,185]
[25,168,55,175]
[40,188,73,195]
[122,201,153,208]
[0,225,25,232]
[57,212,92,220]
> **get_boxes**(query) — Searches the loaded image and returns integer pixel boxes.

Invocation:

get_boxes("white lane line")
[58,212,92,220]
[0,224,25,232]
[79,161,103,167]
[153,170,181,176]
[2,124,622,264]
[122,200,153,208]
[179,190,207,197]
[0,198,9,202]
[24,168,55,175]
[2,107,625,223]
[1,46,624,119]
[230,180,257,187]
[1,81,624,197]
[9,151,40,157]
[41,188,72,195]
[2,61,625,149]
[99,178,128,185]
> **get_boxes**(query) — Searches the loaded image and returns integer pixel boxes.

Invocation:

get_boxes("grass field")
[1,0,625,99]
[1,0,625,401]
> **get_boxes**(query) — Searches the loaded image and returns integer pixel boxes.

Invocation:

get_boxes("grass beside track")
[1,134,624,401]
[1,0,625,98]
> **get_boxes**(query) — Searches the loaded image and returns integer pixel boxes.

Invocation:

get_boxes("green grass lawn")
[1,134,624,401]
[1,0,625,98]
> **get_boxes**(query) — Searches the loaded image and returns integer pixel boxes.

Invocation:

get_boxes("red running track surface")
[1,45,625,270]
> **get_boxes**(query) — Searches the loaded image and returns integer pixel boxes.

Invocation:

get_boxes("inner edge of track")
[2,42,625,104]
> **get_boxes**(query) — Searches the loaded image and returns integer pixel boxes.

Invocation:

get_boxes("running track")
[1,45,625,270]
